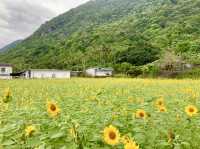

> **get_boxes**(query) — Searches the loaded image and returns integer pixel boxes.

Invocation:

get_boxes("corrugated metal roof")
[27,69,71,72]
[0,63,12,67]
[87,67,113,71]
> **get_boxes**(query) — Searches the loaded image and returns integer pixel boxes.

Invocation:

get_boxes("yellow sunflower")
[3,88,11,103]
[103,125,120,146]
[128,96,135,103]
[124,140,139,149]
[135,109,147,119]
[155,97,164,107]
[185,105,198,117]
[25,125,36,137]
[47,101,60,117]
[4,88,11,97]
[121,135,131,144]
[159,106,167,112]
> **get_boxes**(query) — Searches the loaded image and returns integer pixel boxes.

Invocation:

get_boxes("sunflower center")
[161,108,165,112]
[29,129,34,135]
[50,104,57,111]
[139,112,144,117]
[189,108,194,113]
[109,131,116,140]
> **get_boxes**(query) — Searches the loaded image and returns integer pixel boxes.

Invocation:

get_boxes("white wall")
[25,70,71,79]
[0,76,12,79]
[86,68,113,77]
[0,66,12,74]
[86,69,96,77]
[0,66,12,79]
[27,70,70,79]
[96,70,112,77]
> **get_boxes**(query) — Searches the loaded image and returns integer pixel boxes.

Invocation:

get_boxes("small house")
[22,69,71,79]
[85,67,113,77]
[0,64,12,79]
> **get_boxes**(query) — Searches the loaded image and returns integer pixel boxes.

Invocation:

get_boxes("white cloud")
[0,0,90,48]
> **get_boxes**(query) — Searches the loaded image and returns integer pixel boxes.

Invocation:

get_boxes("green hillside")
[0,0,200,73]
[0,40,22,53]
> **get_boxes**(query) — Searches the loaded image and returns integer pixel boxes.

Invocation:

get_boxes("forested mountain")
[0,0,200,72]
[0,40,22,52]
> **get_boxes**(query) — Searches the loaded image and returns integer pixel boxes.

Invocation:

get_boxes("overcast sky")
[0,0,90,48]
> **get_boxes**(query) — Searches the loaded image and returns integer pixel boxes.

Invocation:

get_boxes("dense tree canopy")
[0,0,200,72]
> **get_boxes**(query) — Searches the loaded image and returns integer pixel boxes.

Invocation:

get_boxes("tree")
[116,44,160,66]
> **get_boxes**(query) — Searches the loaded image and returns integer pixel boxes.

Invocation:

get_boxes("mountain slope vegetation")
[0,40,22,52]
[0,0,200,72]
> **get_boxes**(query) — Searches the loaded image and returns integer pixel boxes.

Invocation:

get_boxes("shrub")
[142,64,160,77]
[127,66,143,77]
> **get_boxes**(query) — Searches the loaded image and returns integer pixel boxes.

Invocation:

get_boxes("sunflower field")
[0,78,200,149]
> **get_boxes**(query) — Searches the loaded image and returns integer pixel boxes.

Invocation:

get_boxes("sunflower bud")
[3,88,11,103]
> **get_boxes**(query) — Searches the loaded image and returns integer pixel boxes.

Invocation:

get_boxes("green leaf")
[50,132,65,139]
[2,139,15,146]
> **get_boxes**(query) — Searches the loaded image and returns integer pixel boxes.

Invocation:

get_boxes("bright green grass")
[0,78,200,149]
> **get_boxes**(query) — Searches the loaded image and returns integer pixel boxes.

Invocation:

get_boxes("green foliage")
[116,44,159,66]
[0,0,200,73]
[176,41,200,53]
[182,52,200,65]
[1,79,200,148]
[127,66,143,77]
[142,64,160,77]
[177,68,200,79]
[176,41,191,53]
[114,62,132,74]
[0,40,22,52]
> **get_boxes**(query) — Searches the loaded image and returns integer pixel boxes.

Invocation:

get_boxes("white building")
[22,69,71,79]
[86,67,113,77]
[0,64,12,79]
